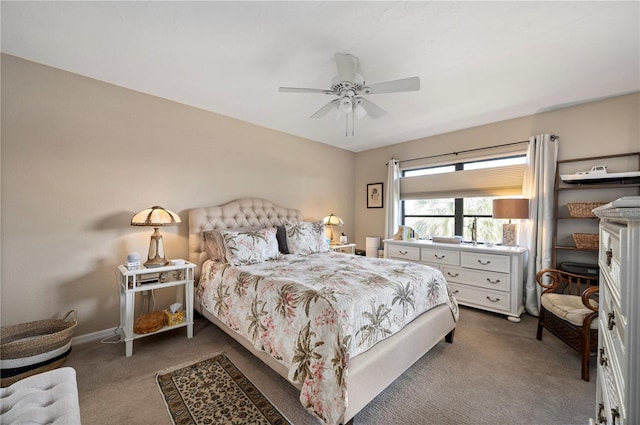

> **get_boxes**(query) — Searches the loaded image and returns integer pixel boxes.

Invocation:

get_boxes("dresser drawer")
[599,222,624,303]
[421,248,460,266]
[460,251,510,273]
[597,365,625,425]
[600,286,626,368]
[448,282,510,312]
[441,265,510,292]
[386,244,420,262]
[599,324,625,408]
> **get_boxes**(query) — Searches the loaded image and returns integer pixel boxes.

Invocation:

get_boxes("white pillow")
[284,221,329,255]
[219,227,280,265]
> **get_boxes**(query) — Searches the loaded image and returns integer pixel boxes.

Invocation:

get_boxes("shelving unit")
[552,152,640,269]
[117,261,195,357]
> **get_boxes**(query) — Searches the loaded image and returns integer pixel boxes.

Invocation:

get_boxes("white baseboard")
[72,327,121,345]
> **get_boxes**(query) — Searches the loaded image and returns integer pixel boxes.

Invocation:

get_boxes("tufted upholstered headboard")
[188,198,304,281]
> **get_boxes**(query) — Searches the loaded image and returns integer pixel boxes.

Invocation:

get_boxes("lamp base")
[145,228,168,267]
[502,223,518,247]
[144,257,169,268]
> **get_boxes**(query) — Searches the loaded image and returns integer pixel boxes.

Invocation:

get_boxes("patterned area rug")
[156,353,291,425]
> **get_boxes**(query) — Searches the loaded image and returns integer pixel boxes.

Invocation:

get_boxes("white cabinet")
[384,239,526,322]
[593,197,640,425]
[117,262,195,357]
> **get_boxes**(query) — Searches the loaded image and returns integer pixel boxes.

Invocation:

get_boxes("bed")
[188,198,458,424]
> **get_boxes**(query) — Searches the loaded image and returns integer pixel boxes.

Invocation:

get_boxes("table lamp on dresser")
[492,198,529,247]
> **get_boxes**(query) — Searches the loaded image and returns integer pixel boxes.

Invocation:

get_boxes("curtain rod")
[394,140,528,165]
[388,135,558,165]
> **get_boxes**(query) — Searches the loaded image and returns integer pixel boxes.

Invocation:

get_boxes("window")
[401,155,526,244]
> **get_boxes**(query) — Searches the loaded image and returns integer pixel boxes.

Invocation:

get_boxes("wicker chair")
[536,268,599,382]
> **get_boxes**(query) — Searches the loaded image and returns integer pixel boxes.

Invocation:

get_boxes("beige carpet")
[65,307,596,425]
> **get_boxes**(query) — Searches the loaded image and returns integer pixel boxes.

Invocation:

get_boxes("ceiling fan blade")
[310,99,339,118]
[335,53,358,83]
[366,76,420,94]
[279,87,332,94]
[359,98,386,119]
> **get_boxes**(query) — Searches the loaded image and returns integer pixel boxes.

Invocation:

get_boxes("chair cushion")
[541,293,598,329]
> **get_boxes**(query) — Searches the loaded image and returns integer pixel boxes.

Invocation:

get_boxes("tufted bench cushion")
[0,367,81,424]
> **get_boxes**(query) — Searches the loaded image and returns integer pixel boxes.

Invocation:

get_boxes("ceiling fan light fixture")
[354,101,367,119]
[339,96,352,114]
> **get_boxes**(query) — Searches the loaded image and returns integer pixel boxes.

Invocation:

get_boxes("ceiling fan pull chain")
[345,114,348,137]
[352,111,355,136]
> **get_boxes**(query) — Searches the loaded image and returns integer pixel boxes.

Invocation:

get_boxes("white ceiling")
[2,1,639,152]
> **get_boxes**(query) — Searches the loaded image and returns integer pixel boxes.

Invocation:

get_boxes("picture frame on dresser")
[367,182,383,208]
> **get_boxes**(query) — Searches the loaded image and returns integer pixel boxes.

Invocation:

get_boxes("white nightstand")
[329,243,356,254]
[117,261,195,357]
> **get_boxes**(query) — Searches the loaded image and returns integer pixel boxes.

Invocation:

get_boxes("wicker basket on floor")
[573,233,599,250]
[567,202,607,218]
[1,310,77,387]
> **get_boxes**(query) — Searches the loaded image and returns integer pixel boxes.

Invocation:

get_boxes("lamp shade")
[131,206,181,226]
[492,199,529,220]
[322,213,344,226]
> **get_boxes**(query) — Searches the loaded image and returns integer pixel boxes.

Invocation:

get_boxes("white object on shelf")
[561,165,640,184]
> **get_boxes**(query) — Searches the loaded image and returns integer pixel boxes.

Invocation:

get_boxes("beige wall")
[0,54,356,335]
[354,93,639,248]
[2,52,638,337]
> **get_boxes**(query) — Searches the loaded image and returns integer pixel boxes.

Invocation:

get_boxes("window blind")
[400,164,525,200]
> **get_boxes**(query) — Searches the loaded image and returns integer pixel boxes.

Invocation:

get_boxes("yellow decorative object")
[163,310,185,327]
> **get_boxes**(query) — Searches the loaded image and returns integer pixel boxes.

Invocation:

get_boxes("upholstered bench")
[0,367,81,424]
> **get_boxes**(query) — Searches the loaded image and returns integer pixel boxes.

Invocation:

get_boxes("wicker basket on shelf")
[572,233,599,250]
[567,202,607,218]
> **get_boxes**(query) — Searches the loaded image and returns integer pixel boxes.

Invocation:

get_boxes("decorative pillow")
[219,227,280,266]
[203,225,264,262]
[203,230,226,262]
[276,225,290,254]
[284,221,329,255]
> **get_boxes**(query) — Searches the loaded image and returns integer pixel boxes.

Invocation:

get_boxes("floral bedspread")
[198,252,458,424]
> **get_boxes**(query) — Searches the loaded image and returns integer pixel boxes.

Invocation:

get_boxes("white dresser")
[384,239,526,322]
[593,197,640,425]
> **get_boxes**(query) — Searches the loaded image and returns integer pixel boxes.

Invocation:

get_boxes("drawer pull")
[607,312,616,331]
[597,403,607,424]
[611,408,619,425]
[434,254,446,259]
[599,348,608,367]
[447,272,459,278]
[477,259,491,265]
[486,296,500,303]
[399,250,408,255]
[486,278,501,284]
[605,249,612,267]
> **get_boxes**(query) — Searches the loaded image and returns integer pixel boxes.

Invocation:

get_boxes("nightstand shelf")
[329,243,356,254]
[117,261,195,357]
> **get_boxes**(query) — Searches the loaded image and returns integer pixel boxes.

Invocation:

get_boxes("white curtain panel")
[521,134,558,315]
[384,159,401,239]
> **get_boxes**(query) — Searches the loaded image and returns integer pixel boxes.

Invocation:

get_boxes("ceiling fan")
[279,53,420,136]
